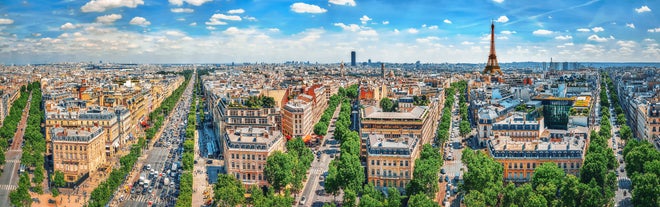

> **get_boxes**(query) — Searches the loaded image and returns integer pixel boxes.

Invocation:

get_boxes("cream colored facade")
[51,127,106,183]
[366,134,419,193]
[223,128,286,187]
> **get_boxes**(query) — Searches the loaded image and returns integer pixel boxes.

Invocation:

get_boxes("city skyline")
[0,0,659,64]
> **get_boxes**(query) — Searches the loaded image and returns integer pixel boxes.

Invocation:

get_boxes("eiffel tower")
[483,22,503,75]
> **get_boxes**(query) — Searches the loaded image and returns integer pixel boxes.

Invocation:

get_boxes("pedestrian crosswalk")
[5,159,20,164]
[309,167,325,175]
[0,184,18,191]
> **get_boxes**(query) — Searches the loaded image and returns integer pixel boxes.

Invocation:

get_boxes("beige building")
[360,103,438,158]
[223,127,286,187]
[366,134,419,193]
[282,99,313,139]
[51,127,106,183]
[45,106,125,158]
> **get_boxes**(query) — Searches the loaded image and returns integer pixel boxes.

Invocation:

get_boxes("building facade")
[366,134,419,193]
[223,127,286,187]
[51,127,107,183]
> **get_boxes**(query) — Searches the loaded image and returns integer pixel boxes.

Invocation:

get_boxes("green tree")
[616,113,626,125]
[380,98,394,112]
[464,190,487,207]
[358,194,383,207]
[325,161,340,196]
[631,172,660,207]
[385,187,402,207]
[531,162,565,189]
[620,125,632,140]
[343,188,358,207]
[408,193,439,207]
[213,174,246,206]
[264,151,294,192]
[10,173,31,207]
[314,122,328,136]
[559,175,581,207]
[53,170,66,187]
[459,120,471,137]
[337,154,364,192]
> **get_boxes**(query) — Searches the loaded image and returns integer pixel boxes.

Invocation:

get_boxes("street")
[116,72,195,207]
[299,104,342,207]
[0,93,31,207]
[439,93,467,207]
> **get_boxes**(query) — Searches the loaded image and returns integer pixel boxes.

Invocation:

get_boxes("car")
[48,199,56,204]
[619,159,623,163]
[444,176,450,182]
[299,196,307,205]
[620,168,624,172]
[440,168,446,174]
[206,159,213,164]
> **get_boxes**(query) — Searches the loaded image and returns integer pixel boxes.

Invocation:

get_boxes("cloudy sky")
[0,0,658,64]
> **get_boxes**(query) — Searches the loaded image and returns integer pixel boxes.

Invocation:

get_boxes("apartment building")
[366,134,419,193]
[51,127,107,183]
[223,127,286,187]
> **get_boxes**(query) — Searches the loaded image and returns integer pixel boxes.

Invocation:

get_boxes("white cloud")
[227,9,245,14]
[382,21,389,25]
[210,14,241,21]
[416,36,439,44]
[206,14,241,25]
[564,42,574,46]
[360,15,372,24]
[532,29,553,35]
[165,31,186,37]
[495,15,509,23]
[500,30,515,35]
[428,25,438,30]
[497,36,508,40]
[189,22,197,26]
[635,5,651,13]
[333,23,360,32]
[244,16,257,21]
[591,27,604,32]
[268,28,280,33]
[329,0,356,6]
[358,29,378,37]
[626,23,635,29]
[617,40,636,48]
[393,29,400,34]
[60,22,78,30]
[168,0,212,6]
[81,0,144,13]
[555,35,572,40]
[576,28,591,32]
[443,19,452,24]
[206,26,216,30]
[171,8,194,13]
[129,17,151,26]
[492,0,504,3]
[290,2,327,14]
[461,41,474,45]
[587,34,613,42]
[407,28,419,34]
[96,14,122,24]
[0,18,14,24]
[648,28,660,33]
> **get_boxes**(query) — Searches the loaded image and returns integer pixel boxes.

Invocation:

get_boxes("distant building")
[223,127,286,188]
[51,127,107,183]
[487,127,588,183]
[351,51,356,67]
[366,134,419,193]
[360,103,438,158]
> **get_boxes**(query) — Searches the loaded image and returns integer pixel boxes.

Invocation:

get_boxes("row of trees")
[87,138,146,207]
[600,73,633,140]
[454,81,471,138]
[88,71,192,207]
[314,94,342,136]
[176,76,198,207]
[0,84,31,167]
[8,82,40,207]
[145,70,192,140]
[622,139,660,206]
[404,144,443,206]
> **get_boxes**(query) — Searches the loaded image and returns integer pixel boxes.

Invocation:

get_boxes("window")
[527,163,530,169]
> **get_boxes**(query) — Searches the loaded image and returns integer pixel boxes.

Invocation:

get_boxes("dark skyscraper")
[351,51,356,66]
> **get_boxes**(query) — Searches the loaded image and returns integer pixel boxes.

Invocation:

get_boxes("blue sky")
[0,0,658,64]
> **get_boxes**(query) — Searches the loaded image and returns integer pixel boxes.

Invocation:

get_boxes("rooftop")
[51,127,104,143]
[362,105,427,120]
